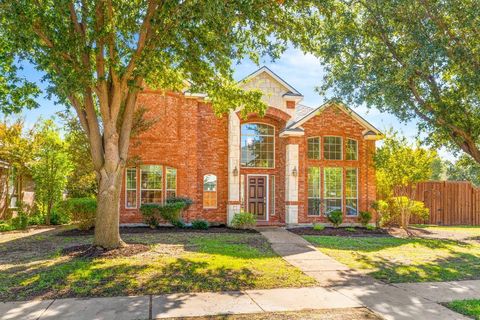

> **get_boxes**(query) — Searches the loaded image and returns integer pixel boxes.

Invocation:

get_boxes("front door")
[248,176,267,221]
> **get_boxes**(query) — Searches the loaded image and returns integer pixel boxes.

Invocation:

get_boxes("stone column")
[285,144,299,224]
[227,111,241,225]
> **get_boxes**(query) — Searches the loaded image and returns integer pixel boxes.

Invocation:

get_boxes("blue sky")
[7,46,453,160]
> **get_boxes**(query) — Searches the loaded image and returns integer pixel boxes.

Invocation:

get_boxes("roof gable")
[288,100,381,135]
[239,66,302,97]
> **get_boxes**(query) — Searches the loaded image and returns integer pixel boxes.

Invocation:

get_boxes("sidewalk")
[1,281,477,320]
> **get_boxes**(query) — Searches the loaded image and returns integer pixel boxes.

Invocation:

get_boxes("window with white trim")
[308,167,321,215]
[346,168,358,216]
[241,123,274,168]
[307,137,320,160]
[140,165,163,204]
[346,139,358,160]
[166,167,177,199]
[203,174,217,208]
[324,167,342,214]
[324,136,342,160]
[126,168,137,208]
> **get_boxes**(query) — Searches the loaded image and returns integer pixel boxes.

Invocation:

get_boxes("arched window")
[203,174,217,208]
[241,123,274,168]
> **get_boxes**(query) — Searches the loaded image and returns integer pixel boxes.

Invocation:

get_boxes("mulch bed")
[57,226,258,237]
[61,243,150,258]
[288,226,390,237]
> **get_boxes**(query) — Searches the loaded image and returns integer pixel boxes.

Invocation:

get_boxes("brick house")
[120,66,381,226]
[0,160,35,219]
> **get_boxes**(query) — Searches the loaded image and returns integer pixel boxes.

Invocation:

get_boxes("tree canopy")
[300,0,480,163]
[0,0,315,248]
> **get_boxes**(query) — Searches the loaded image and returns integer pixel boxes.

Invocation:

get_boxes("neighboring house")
[0,160,35,219]
[120,66,381,226]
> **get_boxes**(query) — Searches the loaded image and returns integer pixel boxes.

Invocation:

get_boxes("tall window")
[141,165,163,204]
[346,139,358,160]
[324,167,342,214]
[203,174,217,208]
[346,168,358,216]
[241,123,274,168]
[324,136,342,160]
[308,167,321,215]
[8,168,18,209]
[126,168,137,208]
[166,167,177,199]
[307,137,320,160]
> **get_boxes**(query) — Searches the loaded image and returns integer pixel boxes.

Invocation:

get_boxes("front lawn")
[446,299,480,320]
[0,227,315,301]
[304,236,480,283]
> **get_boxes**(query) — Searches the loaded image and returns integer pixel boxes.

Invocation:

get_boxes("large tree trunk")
[94,164,124,249]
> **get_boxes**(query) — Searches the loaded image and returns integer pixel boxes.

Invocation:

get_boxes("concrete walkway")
[2,228,479,320]
[1,281,478,320]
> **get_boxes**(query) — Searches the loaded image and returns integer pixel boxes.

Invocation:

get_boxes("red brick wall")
[299,105,377,224]
[120,92,376,225]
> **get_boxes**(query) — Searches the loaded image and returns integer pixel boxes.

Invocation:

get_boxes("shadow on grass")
[356,251,480,283]
[0,254,258,302]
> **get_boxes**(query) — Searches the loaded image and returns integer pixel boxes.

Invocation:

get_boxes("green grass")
[446,299,480,319]
[0,229,315,301]
[413,224,480,235]
[304,236,480,283]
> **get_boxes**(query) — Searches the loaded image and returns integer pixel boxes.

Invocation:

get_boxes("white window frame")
[323,136,343,160]
[125,167,137,209]
[140,165,163,205]
[307,137,321,160]
[323,167,343,215]
[346,168,359,216]
[307,167,321,216]
[240,122,275,169]
[165,167,177,199]
[8,168,18,209]
[346,138,358,161]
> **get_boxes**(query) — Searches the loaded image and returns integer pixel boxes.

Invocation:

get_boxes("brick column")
[285,144,299,224]
[227,111,241,225]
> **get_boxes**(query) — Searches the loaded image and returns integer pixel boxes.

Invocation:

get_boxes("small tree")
[446,155,480,187]
[375,130,436,199]
[31,119,72,225]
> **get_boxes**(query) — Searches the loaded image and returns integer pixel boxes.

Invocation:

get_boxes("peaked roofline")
[239,66,303,97]
[288,99,382,135]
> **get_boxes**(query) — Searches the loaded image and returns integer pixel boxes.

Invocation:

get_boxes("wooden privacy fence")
[399,181,480,226]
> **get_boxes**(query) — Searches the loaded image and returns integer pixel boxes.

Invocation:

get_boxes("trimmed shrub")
[313,223,325,231]
[65,198,97,230]
[166,196,193,209]
[366,225,376,231]
[0,221,15,232]
[231,212,256,229]
[359,211,372,227]
[327,210,343,228]
[345,227,356,232]
[191,219,209,230]
[140,201,186,227]
[11,211,28,230]
[378,196,429,228]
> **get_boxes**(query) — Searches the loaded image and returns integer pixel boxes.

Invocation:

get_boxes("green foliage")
[231,212,256,230]
[300,0,480,164]
[166,196,193,210]
[446,155,480,187]
[31,119,73,225]
[327,210,343,228]
[378,197,430,228]
[59,112,97,198]
[140,201,186,228]
[313,223,325,231]
[11,212,28,230]
[345,227,356,232]
[366,225,377,231]
[0,221,15,232]
[64,198,97,231]
[374,131,436,198]
[191,220,210,230]
[359,211,372,227]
